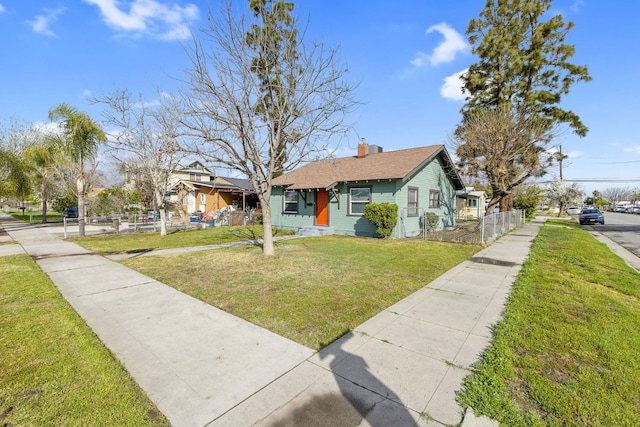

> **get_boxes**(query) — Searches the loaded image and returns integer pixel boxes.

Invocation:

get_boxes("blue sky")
[1,0,638,195]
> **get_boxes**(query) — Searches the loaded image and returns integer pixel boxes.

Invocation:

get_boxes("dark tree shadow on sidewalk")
[265,333,420,427]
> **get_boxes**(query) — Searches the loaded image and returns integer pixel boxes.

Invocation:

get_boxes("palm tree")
[0,146,30,202]
[23,140,60,223]
[48,103,106,236]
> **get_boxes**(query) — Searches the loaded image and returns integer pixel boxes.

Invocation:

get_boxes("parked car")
[579,208,604,225]
[566,206,581,215]
[62,206,78,218]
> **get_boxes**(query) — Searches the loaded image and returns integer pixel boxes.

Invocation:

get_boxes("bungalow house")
[169,162,258,216]
[270,142,465,238]
[456,187,487,219]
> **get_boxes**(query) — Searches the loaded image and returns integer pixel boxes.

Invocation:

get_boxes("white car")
[566,206,581,215]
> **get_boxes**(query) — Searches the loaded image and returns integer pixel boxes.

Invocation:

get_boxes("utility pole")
[557,144,568,180]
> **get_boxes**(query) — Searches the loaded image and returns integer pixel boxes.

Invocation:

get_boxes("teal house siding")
[270,187,315,231]
[269,144,465,238]
[390,156,460,238]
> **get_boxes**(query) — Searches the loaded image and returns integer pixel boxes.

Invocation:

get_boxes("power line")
[598,161,640,164]
[539,178,640,184]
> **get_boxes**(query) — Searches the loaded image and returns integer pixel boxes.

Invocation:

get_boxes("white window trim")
[348,186,372,216]
[283,190,299,214]
[429,190,440,208]
[408,187,419,217]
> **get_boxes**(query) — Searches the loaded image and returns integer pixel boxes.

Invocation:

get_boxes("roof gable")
[272,145,464,190]
[177,161,213,175]
[170,177,255,193]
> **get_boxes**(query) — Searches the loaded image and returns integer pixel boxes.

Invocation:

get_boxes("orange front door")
[315,189,329,226]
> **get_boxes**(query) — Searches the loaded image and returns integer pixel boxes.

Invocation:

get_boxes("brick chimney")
[357,139,368,158]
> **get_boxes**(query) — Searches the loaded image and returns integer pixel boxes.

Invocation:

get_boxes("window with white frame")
[283,190,299,213]
[429,190,440,208]
[407,187,419,216]
[467,198,477,208]
[200,193,206,205]
[349,187,371,215]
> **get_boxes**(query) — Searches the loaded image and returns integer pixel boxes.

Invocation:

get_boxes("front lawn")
[70,225,294,255]
[457,223,640,425]
[0,255,169,426]
[6,209,64,224]
[122,236,480,349]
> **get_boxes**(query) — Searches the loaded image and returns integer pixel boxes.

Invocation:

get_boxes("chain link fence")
[400,208,525,244]
[61,210,261,238]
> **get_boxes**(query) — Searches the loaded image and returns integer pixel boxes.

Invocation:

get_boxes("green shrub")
[363,203,398,238]
[424,212,440,232]
[51,194,77,213]
[514,184,543,219]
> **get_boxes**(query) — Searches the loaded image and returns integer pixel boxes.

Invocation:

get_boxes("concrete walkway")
[0,214,313,427]
[1,213,543,427]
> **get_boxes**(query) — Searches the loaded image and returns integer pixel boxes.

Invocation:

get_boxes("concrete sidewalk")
[209,221,542,427]
[0,213,313,427]
[1,212,543,426]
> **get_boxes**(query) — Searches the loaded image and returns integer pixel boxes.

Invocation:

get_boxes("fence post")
[423,210,426,240]
[481,215,485,244]
[63,217,67,239]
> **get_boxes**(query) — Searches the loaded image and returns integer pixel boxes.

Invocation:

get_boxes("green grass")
[457,224,640,426]
[0,255,169,426]
[122,236,480,349]
[69,225,295,255]
[6,209,64,224]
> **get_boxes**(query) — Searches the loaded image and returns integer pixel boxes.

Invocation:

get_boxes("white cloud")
[623,146,640,155]
[33,121,62,135]
[424,22,468,66]
[26,8,64,37]
[440,69,468,101]
[409,52,428,68]
[404,22,467,77]
[84,0,199,41]
[571,0,584,12]
[0,4,6,14]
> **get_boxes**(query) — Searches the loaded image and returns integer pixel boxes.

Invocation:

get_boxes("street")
[590,212,640,258]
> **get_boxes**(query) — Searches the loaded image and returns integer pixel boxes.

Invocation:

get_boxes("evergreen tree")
[456,0,591,211]
[245,0,299,177]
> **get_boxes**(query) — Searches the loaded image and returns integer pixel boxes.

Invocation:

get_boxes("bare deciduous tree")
[602,187,630,207]
[457,0,590,212]
[94,89,186,236]
[174,0,358,256]
[452,104,556,214]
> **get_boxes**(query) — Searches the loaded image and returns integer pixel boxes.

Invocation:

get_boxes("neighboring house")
[171,174,258,216]
[270,142,464,238]
[168,161,213,187]
[456,187,487,219]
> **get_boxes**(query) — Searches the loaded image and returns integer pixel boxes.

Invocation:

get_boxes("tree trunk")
[77,176,86,237]
[41,181,48,224]
[156,189,167,236]
[500,193,514,212]
[260,199,275,256]
[484,196,500,216]
[558,201,565,217]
